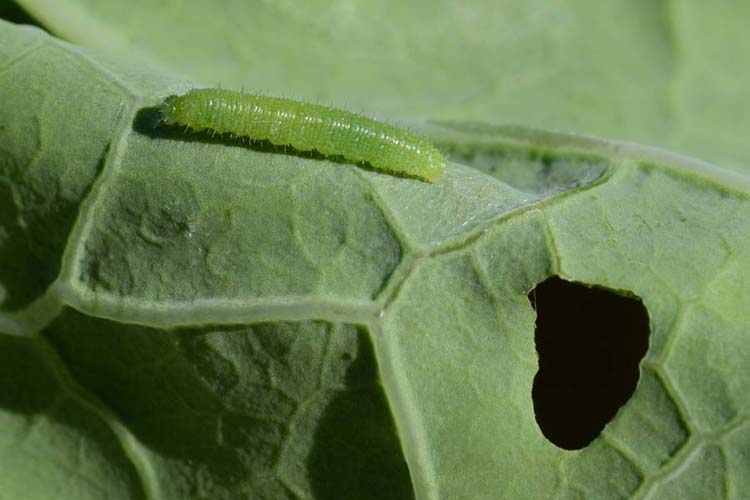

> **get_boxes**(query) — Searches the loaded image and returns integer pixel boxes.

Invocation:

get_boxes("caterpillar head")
[160,95,180,124]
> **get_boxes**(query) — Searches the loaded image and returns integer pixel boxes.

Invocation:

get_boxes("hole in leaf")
[529,276,650,450]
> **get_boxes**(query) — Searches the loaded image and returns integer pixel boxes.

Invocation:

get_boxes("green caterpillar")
[160,89,446,181]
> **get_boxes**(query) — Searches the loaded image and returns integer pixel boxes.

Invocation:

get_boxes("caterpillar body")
[160,89,446,181]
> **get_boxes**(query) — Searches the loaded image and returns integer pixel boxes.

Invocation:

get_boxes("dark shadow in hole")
[308,329,414,500]
[529,276,650,450]
[132,106,427,182]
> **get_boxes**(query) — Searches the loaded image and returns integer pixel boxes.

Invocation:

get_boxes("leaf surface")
[15,0,750,171]
[1,19,749,500]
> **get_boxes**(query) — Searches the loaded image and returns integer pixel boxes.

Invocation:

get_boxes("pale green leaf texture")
[14,0,750,173]
[1,19,750,500]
